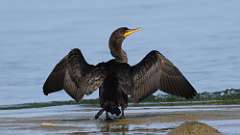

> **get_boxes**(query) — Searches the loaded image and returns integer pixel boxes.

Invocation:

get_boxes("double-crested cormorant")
[43,27,197,120]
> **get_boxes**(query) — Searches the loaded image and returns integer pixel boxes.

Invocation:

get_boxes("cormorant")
[43,27,197,120]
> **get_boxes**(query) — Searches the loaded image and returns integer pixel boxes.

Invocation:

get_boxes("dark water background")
[0,0,240,105]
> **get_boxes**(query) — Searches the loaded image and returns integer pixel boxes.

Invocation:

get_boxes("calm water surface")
[0,0,240,105]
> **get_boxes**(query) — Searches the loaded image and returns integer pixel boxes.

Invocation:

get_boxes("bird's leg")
[120,107,125,119]
[94,108,105,120]
[106,112,112,121]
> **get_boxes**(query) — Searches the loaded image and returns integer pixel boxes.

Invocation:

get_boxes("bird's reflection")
[97,120,129,135]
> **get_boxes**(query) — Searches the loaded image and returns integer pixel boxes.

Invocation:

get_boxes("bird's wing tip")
[187,89,198,99]
[42,84,50,96]
[43,89,49,96]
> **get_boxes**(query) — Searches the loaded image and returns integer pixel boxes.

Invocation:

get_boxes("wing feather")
[131,50,197,102]
[43,56,67,95]
[43,48,106,102]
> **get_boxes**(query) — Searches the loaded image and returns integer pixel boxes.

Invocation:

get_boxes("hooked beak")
[123,27,141,38]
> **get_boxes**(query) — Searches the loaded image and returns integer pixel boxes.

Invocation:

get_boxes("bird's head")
[109,27,141,45]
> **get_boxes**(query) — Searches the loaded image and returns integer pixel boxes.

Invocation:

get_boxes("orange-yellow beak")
[123,27,141,38]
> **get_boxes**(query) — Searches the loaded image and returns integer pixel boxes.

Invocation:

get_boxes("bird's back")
[99,60,132,109]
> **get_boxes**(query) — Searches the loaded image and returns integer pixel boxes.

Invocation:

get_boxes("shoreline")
[1,99,240,111]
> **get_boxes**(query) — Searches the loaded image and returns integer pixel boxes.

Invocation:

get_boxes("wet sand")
[0,104,240,135]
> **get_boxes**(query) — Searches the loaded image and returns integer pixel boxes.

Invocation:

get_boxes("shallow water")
[0,0,240,105]
[0,104,239,135]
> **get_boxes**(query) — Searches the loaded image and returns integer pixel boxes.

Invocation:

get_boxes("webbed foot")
[105,112,113,121]
[94,109,105,120]
[120,107,125,119]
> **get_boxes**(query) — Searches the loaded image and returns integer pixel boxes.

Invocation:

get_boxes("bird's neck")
[109,40,128,63]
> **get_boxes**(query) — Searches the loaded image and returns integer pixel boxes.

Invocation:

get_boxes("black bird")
[43,27,197,120]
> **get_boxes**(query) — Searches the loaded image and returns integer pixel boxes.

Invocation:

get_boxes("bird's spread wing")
[130,50,197,102]
[43,48,106,102]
